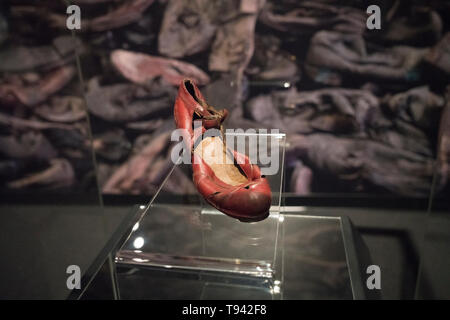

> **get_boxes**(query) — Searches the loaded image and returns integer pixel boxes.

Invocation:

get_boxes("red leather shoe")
[174,79,271,222]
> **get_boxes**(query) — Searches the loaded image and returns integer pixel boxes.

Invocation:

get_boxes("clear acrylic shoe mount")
[115,131,285,279]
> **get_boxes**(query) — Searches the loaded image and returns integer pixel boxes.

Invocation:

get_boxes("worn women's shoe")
[174,79,271,222]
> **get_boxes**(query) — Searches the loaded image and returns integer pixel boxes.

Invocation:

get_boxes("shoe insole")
[194,136,248,186]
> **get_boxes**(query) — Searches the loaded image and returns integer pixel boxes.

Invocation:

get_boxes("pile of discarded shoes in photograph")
[0,0,449,197]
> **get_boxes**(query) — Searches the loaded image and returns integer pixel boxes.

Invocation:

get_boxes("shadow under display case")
[1,0,450,300]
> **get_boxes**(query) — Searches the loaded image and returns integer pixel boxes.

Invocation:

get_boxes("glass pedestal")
[112,208,365,300]
[115,132,285,283]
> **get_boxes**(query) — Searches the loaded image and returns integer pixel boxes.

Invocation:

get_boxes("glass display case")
[0,0,449,300]
[115,132,285,276]
[414,88,450,299]
[114,208,366,300]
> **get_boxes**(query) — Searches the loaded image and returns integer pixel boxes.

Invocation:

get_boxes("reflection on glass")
[133,236,145,249]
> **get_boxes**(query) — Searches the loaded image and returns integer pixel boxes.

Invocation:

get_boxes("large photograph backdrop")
[0,0,449,198]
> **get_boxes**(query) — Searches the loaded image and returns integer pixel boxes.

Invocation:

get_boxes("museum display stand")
[114,132,286,298]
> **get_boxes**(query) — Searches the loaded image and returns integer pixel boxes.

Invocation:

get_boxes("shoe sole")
[204,198,270,223]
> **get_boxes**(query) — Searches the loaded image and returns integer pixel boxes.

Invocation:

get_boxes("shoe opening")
[185,80,201,104]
